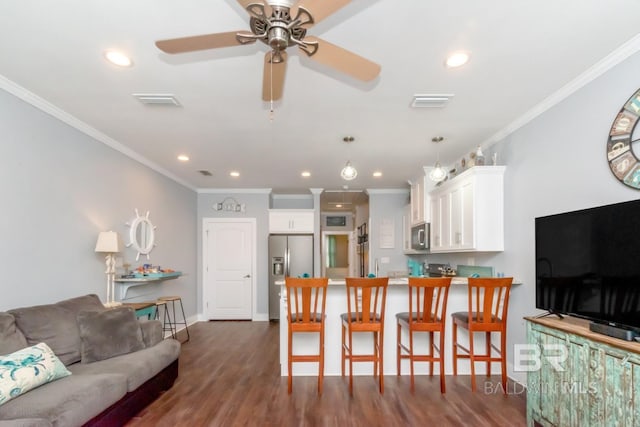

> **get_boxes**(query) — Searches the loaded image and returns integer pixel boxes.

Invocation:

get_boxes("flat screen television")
[535,199,640,336]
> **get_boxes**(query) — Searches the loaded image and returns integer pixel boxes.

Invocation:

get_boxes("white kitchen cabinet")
[402,204,411,252]
[429,166,504,253]
[410,171,431,226]
[268,209,314,233]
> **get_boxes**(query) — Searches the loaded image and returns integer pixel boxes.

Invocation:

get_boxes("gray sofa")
[0,294,181,427]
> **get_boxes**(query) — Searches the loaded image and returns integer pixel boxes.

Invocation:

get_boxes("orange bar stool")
[451,277,513,392]
[285,277,328,394]
[157,296,190,343]
[396,277,451,393]
[341,277,389,395]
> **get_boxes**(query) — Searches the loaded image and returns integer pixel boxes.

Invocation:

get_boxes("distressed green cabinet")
[526,317,640,426]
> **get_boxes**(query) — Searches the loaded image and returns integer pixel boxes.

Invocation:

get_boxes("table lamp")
[95,231,122,307]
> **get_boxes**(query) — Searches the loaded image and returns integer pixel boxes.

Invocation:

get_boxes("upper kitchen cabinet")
[410,168,433,226]
[429,166,505,253]
[269,209,315,233]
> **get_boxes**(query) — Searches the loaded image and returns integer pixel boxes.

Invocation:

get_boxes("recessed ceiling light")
[177,154,189,162]
[445,51,470,68]
[301,171,311,177]
[373,171,382,177]
[336,204,343,208]
[230,171,240,177]
[104,50,133,67]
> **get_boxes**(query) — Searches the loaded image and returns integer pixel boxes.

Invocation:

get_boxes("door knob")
[243,274,251,278]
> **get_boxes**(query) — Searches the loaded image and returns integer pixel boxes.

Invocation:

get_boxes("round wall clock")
[607,88,640,189]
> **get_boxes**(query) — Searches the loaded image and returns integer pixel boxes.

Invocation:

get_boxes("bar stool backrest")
[467,277,513,327]
[408,277,451,325]
[345,277,389,324]
[285,277,328,325]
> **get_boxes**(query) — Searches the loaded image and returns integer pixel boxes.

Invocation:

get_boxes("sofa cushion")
[68,339,180,392]
[8,295,105,366]
[0,314,27,356]
[0,343,71,407]
[77,307,144,363]
[0,373,126,427]
[139,319,163,348]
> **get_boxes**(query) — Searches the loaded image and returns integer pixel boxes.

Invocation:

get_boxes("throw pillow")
[0,342,71,406]
[8,294,105,366]
[77,307,145,363]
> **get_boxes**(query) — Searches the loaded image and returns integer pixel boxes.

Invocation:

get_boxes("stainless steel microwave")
[410,222,430,251]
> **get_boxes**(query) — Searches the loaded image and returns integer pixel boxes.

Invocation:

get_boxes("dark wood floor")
[126,321,526,427]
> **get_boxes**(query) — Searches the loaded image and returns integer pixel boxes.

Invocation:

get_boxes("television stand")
[525,316,640,426]
[589,321,638,342]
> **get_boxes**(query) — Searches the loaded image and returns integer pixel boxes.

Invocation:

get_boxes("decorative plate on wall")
[607,88,640,189]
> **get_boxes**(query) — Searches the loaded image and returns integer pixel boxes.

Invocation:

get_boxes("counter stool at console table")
[396,276,452,393]
[341,277,389,395]
[157,296,190,343]
[451,277,513,392]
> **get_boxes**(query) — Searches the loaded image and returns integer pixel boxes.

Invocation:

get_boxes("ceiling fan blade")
[302,36,380,82]
[262,51,288,101]
[155,31,247,54]
[295,0,352,26]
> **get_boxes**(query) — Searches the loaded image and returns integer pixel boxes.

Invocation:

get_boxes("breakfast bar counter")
[276,277,519,377]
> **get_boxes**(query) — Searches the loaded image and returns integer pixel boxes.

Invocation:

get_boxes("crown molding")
[0,74,196,192]
[481,33,640,147]
[197,188,272,194]
[365,188,409,195]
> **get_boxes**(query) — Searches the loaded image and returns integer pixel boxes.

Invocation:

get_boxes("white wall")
[367,190,410,276]
[484,51,640,383]
[0,89,198,314]
[196,191,271,317]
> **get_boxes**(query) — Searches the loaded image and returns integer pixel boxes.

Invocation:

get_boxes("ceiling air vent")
[132,93,181,106]
[411,94,454,108]
[198,170,213,176]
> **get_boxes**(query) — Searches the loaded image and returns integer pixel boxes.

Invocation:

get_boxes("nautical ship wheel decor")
[126,209,156,261]
[607,88,640,189]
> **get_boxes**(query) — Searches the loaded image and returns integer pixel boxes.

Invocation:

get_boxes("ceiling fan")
[155,0,381,101]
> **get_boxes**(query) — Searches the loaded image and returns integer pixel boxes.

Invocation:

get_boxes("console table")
[525,316,640,426]
[122,302,157,319]
[114,272,182,301]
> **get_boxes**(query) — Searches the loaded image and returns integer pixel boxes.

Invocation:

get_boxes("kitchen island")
[276,277,519,377]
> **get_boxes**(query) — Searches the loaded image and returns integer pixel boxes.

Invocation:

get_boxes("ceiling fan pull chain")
[269,50,275,122]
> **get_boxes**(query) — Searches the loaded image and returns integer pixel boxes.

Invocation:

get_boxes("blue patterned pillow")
[0,342,71,406]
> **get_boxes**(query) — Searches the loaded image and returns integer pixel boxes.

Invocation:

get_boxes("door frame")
[202,217,257,320]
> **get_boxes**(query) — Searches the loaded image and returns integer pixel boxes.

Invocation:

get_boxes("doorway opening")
[321,231,354,279]
[319,190,369,278]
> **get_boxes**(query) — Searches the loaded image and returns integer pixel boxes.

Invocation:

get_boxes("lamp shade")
[95,231,121,253]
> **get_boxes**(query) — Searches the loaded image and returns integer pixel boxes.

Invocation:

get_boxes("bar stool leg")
[178,298,190,342]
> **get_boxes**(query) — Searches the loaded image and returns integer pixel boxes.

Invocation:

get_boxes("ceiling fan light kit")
[155,0,380,102]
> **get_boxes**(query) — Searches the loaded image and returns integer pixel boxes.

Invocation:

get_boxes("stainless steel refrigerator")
[268,234,314,320]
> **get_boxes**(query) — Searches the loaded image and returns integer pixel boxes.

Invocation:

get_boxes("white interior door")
[203,218,255,319]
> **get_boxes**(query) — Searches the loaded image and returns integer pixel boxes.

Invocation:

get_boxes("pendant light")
[340,136,357,180]
[341,161,358,180]
[429,136,447,183]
